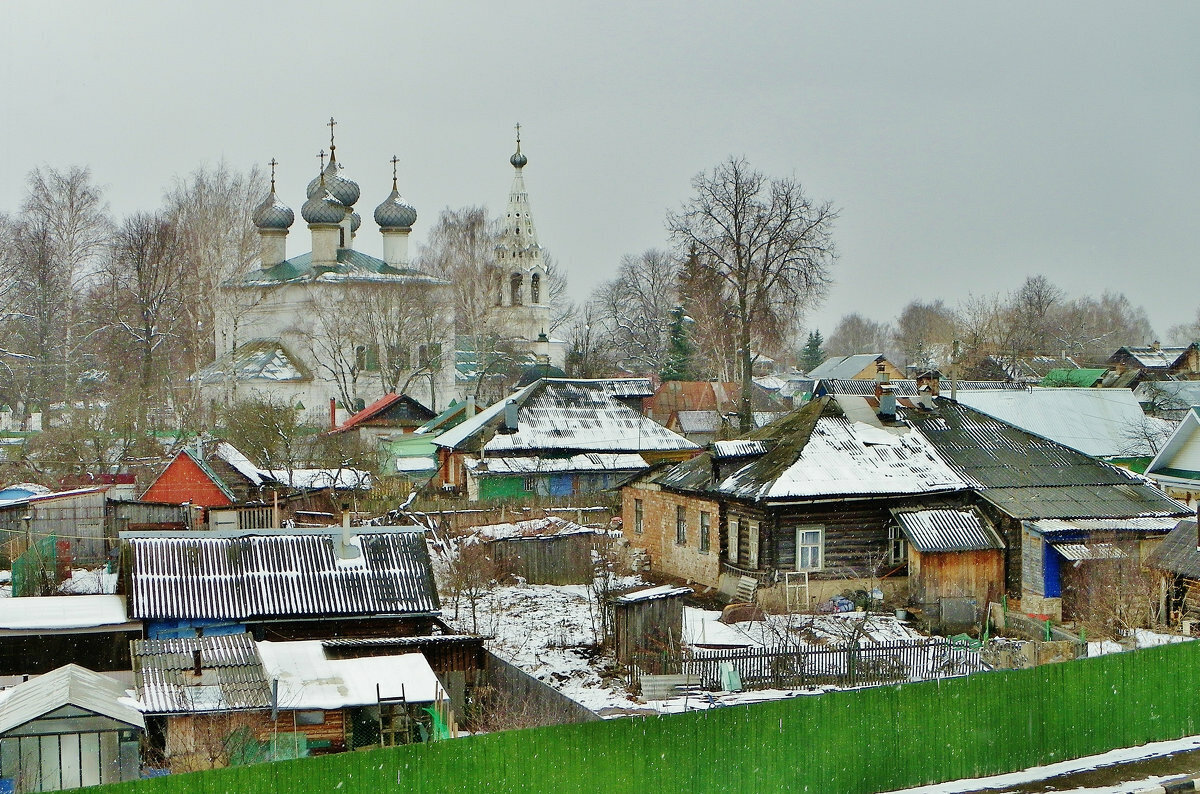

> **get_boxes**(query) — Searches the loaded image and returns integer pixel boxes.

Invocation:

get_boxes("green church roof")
[225,249,448,287]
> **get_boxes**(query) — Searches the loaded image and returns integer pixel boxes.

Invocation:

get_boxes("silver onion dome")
[374,188,418,229]
[305,153,359,207]
[510,149,528,168]
[301,191,347,225]
[252,191,294,230]
[350,211,361,233]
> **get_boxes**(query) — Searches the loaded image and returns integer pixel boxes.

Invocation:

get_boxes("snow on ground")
[1087,628,1192,657]
[58,567,118,595]
[683,607,925,648]
[884,734,1200,793]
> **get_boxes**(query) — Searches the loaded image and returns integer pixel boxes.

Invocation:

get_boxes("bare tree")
[668,158,836,431]
[893,299,957,369]
[676,243,737,380]
[825,312,893,358]
[593,249,678,374]
[1050,291,1154,364]
[1168,308,1200,346]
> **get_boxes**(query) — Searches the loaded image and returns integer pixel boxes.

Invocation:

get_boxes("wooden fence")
[633,639,987,690]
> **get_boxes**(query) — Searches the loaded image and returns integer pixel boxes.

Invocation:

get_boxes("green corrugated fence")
[81,640,1200,793]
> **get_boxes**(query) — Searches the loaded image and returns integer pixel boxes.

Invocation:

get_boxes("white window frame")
[747,520,760,569]
[699,511,711,553]
[796,526,824,572]
[888,524,908,565]
[727,518,739,563]
[634,499,644,535]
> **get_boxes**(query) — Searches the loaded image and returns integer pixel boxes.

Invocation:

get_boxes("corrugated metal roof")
[805,354,887,380]
[128,529,439,620]
[891,508,1004,553]
[465,452,648,475]
[1112,345,1192,369]
[712,440,769,459]
[1029,517,1183,537]
[437,380,696,454]
[1144,520,1200,577]
[0,664,144,733]
[1051,542,1128,560]
[818,379,1022,397]
[980,484,1187,520]
[954,387,1169,458]
[133,633,271,714]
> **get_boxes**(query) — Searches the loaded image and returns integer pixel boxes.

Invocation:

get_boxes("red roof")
[332,393,435,434]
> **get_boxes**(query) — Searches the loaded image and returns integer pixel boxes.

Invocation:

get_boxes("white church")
[196,122,562,428]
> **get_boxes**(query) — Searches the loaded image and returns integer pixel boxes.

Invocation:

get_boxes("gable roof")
[954,387,1169,458]
[126,528,439,621]
[1144,520,1200,577]
[805,354,888,381]
[333,393,436,434]
[646,381,785,418]
[1134,381,1200,410]
[1147,406,1200,482]
[192,338,312,386]
[1040,368,1107,387]
[435,379,697,454]
[1109,344,1196,370]
[0,664,143,734]
[891,507,1005,553]
[225,248,449,288]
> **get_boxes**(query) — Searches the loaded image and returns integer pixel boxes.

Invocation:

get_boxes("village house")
[131,632,449,772]
[803,354,904,382]
[122,526,440,640]
[623,396,995,624]
[0,665,144,790]
[327,392,437,444]
[433,378,697,500]
[1107,342,1200,382]
[1143,518,1200,628]
[1145,407,1200,504]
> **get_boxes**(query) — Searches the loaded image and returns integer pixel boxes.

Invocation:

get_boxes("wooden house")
[0,665,144,790]
[433,379,697,500]
[328,393,437,444]
[123,527,441,640]
[132,633,449,772]
[1107,342,1200,381]
[1144,519,1200,626]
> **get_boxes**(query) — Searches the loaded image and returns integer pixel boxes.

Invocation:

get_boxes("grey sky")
[3,1,1197,341]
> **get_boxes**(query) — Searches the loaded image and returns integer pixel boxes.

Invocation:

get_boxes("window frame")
[699,511,711,553]
[727,518,739,563]
[633,498,644,535]
[888,523,908,565]
[675,505,687,546]
[747,519,760,569]
[796,525,824,572]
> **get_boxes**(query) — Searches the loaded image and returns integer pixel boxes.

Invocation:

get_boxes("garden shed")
[608,585,692,667]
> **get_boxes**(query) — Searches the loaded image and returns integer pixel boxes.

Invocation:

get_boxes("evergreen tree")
[800,330,825,372]
[660,306,695,381]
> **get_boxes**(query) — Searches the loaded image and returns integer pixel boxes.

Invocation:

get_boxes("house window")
[727,518,739,563]
[356,344,381,372]
[295,710,325,726]
[523,475,536,492]
[747,520,760,569]
[888,524,908,565]
[700,511,711,553]
[796,526,824,571]
[676,505,687,545]
[634,499,643,535]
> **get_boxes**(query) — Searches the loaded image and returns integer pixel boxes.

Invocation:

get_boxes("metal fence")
[77,641,1200,794]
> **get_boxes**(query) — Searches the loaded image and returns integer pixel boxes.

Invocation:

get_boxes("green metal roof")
[1040,368,1107,387]
[225,249,447,287]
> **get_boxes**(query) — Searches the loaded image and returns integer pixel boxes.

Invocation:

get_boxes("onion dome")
[510,149,527,169]
[350,211,361,233]
[253,190,294,230]
[305,152,359,207]
[374,187,418,229]
[301,189,347,225]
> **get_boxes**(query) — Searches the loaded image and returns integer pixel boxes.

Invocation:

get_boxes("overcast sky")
[3,1,1197,341]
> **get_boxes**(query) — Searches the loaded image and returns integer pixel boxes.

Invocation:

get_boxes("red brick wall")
[623,483,721,588]
[142,455,234,509]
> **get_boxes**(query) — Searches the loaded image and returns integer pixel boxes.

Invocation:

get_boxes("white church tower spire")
[496,123,547,310]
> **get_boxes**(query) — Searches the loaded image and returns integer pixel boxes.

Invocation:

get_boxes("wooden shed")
[472,517,597,585]
[892,507,1006,628]
[608,585,691,667]
[0,665,143,791]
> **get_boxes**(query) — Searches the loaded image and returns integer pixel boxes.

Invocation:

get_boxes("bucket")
[894,608,909,621]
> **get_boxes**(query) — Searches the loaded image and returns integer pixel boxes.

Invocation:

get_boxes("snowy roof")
[611,585,692,604]
[0,595,132,632]
[257,641,446,708]
[1026,517,1182,537]
[1051,542,1129,560]
[805,354,886,380]
[192,338,312,385]
[225,249,449,288]
[1111,344,1193,370]
[262,468,372,490]
[395,456,438,473]
[891,508,1004,553]
[673,410,720,434]
[465,453,648,475]
[0,486,108,509]
[0,665,143,734]
[954,387,1169,458]
[133,633,270,714]
[469,516,593,540]
[127,529,439,620]
[712,440,769,458]
[215,441,267,486]
[719,413,968,501]
[435,379,697,454]
[753,375,787,392]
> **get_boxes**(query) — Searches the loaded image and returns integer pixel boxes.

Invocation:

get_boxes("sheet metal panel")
[892,508,1004,553]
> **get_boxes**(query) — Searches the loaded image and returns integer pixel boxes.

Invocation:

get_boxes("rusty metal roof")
[132,633,271,714]
[891,507,1004,553]
[127,529,439,621]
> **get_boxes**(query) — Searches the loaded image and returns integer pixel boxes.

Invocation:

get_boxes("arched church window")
[531,273,541,304]
[494,272,504,306]
[510,272,523,306]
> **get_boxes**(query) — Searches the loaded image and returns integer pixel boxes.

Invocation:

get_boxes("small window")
[523,475,536,492]
[797,526,824,571]
[296,711,325,726]
[727,518,739,563]
[888,524,908,565]
[634,499,644,534]
[676,505,687,545]
[699,511,711,553]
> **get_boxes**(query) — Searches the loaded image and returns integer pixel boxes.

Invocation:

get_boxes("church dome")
[374,189,418,230]
[510,149,528,168]
[301,191,347,225]
[306,156,360,207]
[350,211,361,233]
[252,190,294,230]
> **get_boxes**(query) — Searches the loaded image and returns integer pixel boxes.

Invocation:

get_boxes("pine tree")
[660,306,695,381]
[800,330,825,372]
